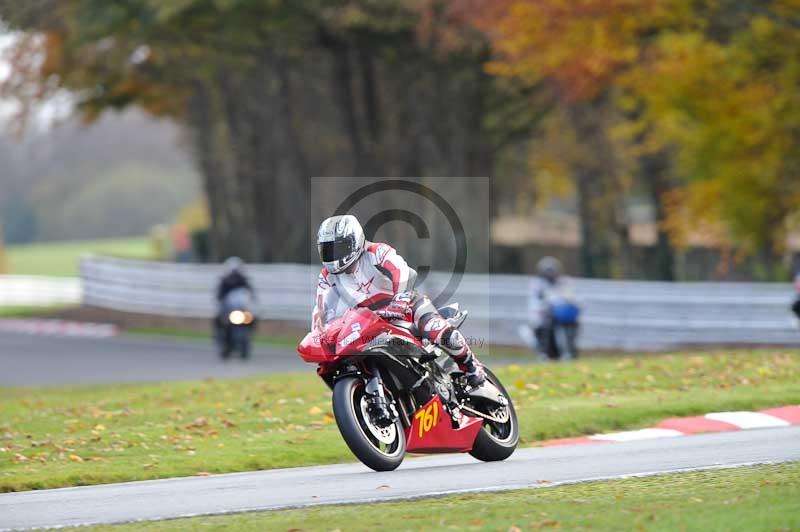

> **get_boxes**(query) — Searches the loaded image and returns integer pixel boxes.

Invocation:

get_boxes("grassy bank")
[1,349,798,492]
[0,306,78,318]
[6,237,153,277]
[71,462,800,532]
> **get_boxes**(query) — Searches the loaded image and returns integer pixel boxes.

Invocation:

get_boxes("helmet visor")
[319,237,356,263]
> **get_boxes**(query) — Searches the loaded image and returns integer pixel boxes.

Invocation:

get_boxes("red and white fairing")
[297,306,485,454]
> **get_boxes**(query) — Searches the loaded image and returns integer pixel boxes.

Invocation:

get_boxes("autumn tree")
[467,0,799,279]
[1,0,523,269]
[621,1,800,277]
[2,0,305,260]
[466,0,697,278]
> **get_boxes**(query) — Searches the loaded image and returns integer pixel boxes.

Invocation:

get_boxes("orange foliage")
[464,0,692,102]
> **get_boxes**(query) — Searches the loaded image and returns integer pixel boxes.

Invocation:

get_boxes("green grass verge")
[1,350,798,492]
[0,306,78,318]
[6,237,153,277]
[68,462,800,532]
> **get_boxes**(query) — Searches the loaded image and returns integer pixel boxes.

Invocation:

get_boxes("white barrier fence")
[79,256,800,350]
[0,275,81,307]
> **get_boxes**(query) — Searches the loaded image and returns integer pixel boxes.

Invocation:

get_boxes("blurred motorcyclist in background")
[529,256,580,361]
[214,257,256,352]
[312,215,486,394]
[216,257,253,302]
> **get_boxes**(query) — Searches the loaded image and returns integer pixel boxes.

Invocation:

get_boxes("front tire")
[231,327,251,359]
[469,368,519,462]
[332,376,405,472]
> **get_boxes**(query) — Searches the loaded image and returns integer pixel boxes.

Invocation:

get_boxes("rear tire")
[469,368,519,462]
[332,376,405,472]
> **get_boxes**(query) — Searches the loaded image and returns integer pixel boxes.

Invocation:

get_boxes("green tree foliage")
[465,0,698,278]
[31,162,198,241]
[0,109,200,243]
[472,0,799,278]
[2,0,796,277]
[622,4,800,267]
[1,0,530,268]
[1,195,38,244]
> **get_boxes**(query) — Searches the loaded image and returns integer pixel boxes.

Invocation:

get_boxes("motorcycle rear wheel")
[468,368,519,462]
[332,376,405,472]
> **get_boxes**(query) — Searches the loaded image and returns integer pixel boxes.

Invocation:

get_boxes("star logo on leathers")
[356,276,375,294]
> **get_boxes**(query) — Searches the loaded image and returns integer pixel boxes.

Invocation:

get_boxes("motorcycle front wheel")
[332,376,405,471]
[231,326,251,359]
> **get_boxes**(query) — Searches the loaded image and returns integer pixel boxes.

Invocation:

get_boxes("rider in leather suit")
[312,214,486,387]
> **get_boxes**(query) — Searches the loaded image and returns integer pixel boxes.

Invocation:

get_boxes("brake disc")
[359,396,397,444]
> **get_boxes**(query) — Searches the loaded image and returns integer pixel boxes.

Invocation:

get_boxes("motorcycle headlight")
[229,310,245,325]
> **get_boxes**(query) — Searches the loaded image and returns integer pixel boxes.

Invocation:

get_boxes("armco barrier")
[0,275,81,307]
[79,256,800,350]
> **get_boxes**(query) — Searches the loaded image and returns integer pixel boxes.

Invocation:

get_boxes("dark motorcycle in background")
[297,303,518,471]
[217,287,255,359]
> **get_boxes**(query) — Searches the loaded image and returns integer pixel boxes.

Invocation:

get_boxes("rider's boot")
[458,350,487,388]
[441,328,486,387]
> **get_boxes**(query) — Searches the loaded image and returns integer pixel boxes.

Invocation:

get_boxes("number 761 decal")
[414,401,439,438]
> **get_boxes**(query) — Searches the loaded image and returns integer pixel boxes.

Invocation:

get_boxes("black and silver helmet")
[317,214,365,274]
[536,256,562,284]
[222,256,243,275]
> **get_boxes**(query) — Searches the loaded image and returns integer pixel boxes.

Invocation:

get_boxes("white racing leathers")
[312,241,475,364]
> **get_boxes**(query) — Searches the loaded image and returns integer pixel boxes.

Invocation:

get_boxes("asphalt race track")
[1,426,798,530]
[0,332,307,386]
[0,331,518,386]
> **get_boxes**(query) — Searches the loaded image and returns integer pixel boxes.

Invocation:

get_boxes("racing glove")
[376,291,415,321]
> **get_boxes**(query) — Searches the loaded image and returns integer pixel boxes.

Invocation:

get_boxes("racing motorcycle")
[297,303,518,471]
[217,287,255,359]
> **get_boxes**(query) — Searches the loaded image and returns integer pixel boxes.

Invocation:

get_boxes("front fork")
[365,363,400,427]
